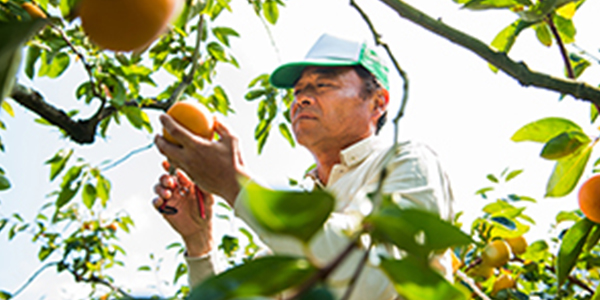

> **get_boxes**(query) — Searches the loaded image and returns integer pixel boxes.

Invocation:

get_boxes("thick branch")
[9,84,169,144]
[379,0,600,105]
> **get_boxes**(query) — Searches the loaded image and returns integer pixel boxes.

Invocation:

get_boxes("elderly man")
[153,34,454,299]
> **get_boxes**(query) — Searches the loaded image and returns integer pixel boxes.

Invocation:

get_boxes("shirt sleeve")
[185,253,215,288]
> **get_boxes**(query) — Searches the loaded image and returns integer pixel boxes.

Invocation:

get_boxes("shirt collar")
[305,135,378,186]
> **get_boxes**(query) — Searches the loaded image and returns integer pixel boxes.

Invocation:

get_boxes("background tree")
[1,0,600,299]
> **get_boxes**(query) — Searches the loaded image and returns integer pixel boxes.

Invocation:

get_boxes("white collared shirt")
[228,136,455,300]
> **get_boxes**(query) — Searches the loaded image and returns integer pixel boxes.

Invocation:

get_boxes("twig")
[66,267,134,299]
[51,24,108,123]
[378,0,600,105]
[350,0,409,145]
[340,243,373,300]
[455,270,492,300]
[10,262,59,298]
[101,142,154,172]
[545,15,574,79]
[165,14,205,109]
[287,238,359,299]
[572,43,600,64]
[51,24,102,100]
[350,0,410,209]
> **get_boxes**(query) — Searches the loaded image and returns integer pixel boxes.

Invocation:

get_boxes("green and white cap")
[270,34,389,90]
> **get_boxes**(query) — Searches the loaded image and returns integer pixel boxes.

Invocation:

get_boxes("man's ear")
[371,88,388,119]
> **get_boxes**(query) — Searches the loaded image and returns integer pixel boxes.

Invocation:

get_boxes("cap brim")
[269,59,358,89]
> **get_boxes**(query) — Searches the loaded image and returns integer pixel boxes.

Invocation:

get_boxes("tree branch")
[287,238,359,299]
[546,15,574,79]
[379,0,600,105]
[9,84,169,144]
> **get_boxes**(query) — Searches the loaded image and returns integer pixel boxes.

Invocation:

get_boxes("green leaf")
[0,290,12,300]
[212,27,240,47]
[240,182,334,243]
[96,176,111,206]
[534,23,552,47]
[82,183,97,209]
[490,20,532,54]
[138,265,151,271]
[545,145,592,197]
[463,0,530,10]
[365,200,472,259]
[25,46,40,80]
[540,131,590,160]
[188,256,317,300]
[553,14,576,44]
[0,20,47,103]
[38,246,54,261]
[173,262,188,284]
[245,89,267,101]
[56,165,83,208]
[584,224,600,252]
[505,169,523,181]
[569,52,591,79]
[122,106,152,133]
[0,219,7,233]
[486,174,499,183]
[511,117,583,143]
[380,256,467,300]
[556,217,594,286]
[39,52,70,79]
[45,149,73,181]
[207,42,227,62]
[262,0,279,24]
[0,174,10,191]
[278,123,295,148]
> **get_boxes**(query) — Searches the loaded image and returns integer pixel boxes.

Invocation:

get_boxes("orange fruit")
[578,175,600,223]
[468,263,494,280]
[450,251,462,273]
[506,236,527,256]
[78,0,178,51]
[491,273,515,296]
[481,240,511,268]
[21,2,47,19]
[163,101,214,145]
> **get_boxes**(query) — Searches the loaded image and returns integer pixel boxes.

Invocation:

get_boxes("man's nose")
[293,90,315,108]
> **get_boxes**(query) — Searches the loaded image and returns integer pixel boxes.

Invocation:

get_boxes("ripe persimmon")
[21,2,47,19]
[506,236,527,256]
[78,0,178,51]
[578,174,600,223]
[491,273,516,296]
[481,240,511,268]
[163,101,214,145]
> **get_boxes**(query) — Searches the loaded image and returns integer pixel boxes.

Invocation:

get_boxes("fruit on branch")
[481,240,511,268]
[491,273,516,296]
[163,101,215,145]
[578,174,600,223]
[467,263,495,280]
[506,236,527,256]
[21,2,47,19]
[77,0,178,51]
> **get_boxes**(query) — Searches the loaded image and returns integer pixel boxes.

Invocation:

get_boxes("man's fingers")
[152,197,165,210]
[154,183,173,199]
[214,120,234,142]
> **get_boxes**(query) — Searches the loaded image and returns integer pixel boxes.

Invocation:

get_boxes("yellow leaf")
[556,2,577,19]
[2,100,14,117]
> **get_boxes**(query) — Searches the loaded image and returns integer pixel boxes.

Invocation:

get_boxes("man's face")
[290,66,383,152]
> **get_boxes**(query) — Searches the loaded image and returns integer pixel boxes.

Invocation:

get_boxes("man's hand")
[153,161,214,257]
[155,115,248,206]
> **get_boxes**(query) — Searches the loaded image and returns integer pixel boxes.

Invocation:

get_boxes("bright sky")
[1,0,599,298]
